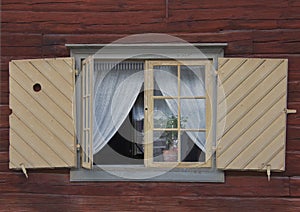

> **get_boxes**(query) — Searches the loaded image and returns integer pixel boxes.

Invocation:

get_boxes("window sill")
[70,165,224,182]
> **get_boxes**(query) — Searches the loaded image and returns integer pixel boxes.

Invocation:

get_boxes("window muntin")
[81,57,93,169]
[144,60,212,168]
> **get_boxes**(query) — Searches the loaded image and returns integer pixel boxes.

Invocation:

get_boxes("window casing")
[69,43,226,182]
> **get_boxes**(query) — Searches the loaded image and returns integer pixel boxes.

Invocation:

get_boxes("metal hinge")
[75,69,79,76]
[76,144,81,151]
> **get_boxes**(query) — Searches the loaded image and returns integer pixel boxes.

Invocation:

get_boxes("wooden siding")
[1,0,300,210]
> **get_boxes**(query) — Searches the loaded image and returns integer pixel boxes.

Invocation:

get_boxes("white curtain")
[93,62,144,155]
[92,62,206,155]
[154,65,206,152]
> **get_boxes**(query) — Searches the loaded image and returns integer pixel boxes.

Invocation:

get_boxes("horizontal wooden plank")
[2,46,42,57]
[3,19,296,35]
[287,102,300,126]
[0,94,9,107]
[278,19,300,30]
[168,8,287,22]
[0,81,9,104]
[290,177,300,197]
[253,30,300,43]
[2,8,299,34]
[253,42,300,54]
[287,140,300,152]
[1,0,290,13]
[0,105,10,128]
[0,71,9,83]
[252,31,300,54]
[0,129,9,152]
[0,163,10,172]
[288,91,300,103]
[0,173,290,197]
[1,33,42,47]
[42,31,253,45]
[1,0,164,12]
[168,0,289,10]
[287,126,300,141]
[1,193,300,211]
[285,151,300,176]
[0,152,9,164]
[0,82,9,100]
[1,11,164,26]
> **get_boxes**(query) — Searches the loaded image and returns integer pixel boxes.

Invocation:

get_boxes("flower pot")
[163,148,178,162]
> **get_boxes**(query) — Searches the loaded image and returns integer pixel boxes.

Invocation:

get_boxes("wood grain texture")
[1,0,300,210]
[9,58,76,169]
[0,105,10,128]
[0,173,289,197]
[290,177,300,197]
[1,193,300,211]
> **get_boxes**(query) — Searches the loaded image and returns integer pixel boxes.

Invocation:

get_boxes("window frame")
[67,43,227,182]
[144,60,213,168]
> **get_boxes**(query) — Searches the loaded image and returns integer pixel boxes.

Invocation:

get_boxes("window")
[144,60,212,168]
[8,43,292,182]
[82,59,213,169]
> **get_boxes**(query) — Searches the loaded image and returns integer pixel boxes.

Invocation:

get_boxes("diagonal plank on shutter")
[9,58,76,169]
[216,58,288,171]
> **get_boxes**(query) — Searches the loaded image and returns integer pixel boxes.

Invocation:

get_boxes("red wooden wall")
[1,0,300,210]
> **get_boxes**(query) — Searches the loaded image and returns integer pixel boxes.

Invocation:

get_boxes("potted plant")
[162,115,187,162]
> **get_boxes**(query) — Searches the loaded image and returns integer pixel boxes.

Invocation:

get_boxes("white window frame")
[68,43,227,182]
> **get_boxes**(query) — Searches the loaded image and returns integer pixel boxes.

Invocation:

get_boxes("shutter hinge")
[75,69,79,76]
[76,144,81,151]
[284,109,297,114]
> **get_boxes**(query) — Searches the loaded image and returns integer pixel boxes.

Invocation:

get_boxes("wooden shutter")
[216,58,288,171]
[9,58,76,169]
[81,57,93,169]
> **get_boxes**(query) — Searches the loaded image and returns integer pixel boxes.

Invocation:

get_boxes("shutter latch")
[267,165,271,182]
[285,109,297,114]
[20,163,28,179]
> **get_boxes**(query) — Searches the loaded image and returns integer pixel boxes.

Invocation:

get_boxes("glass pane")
[153,65,178,96]
[180,132,205,162]
[153,131,178,162]
[180,99,206,129]
[154,99,178,129]
[181,65,205,96]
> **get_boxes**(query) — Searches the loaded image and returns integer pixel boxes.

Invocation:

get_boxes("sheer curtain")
[93,62,144,155]
[154,65,206,152]
[92,62,206,155]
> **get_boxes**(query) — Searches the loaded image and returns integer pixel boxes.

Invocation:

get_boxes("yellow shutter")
[9,58,76,169]
[216,58,288,171]
[81,56,93,169]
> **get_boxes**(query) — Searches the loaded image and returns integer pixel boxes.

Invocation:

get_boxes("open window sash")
[81,56,94,169]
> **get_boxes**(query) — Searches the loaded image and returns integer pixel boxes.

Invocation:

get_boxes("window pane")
[180,99,206,129]
[154,65,178,96]
[153,131,178,162]
[180,65,205,96]
[180,132,205,162]
[154,99,178,129]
